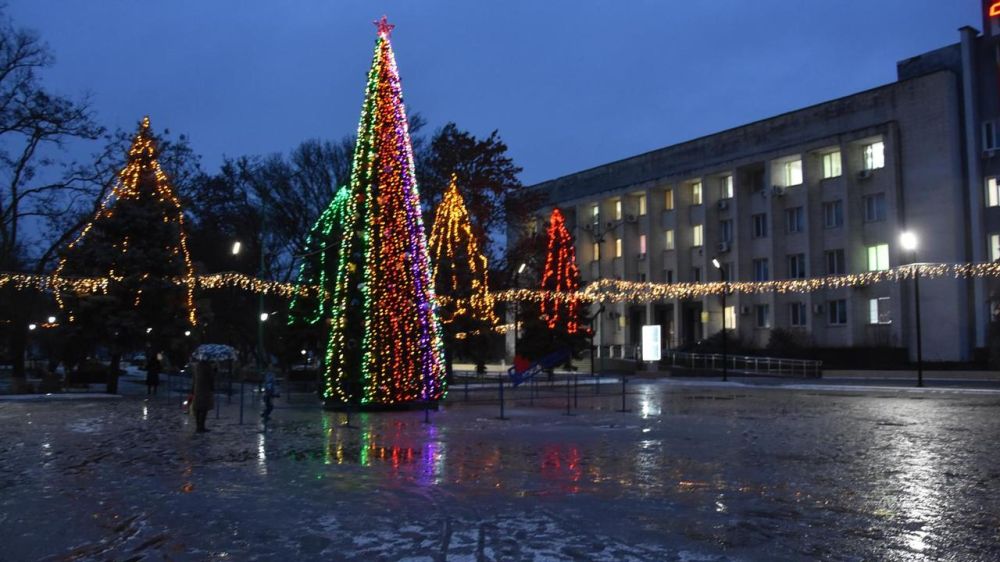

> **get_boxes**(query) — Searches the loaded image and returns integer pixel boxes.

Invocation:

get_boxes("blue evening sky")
[9,1,981,186]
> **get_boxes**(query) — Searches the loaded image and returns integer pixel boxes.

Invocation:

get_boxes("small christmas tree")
[519,208,590,364]
[54,117,196,392]
[288,185,351,326]
[428,175,499,375]
[324,17,446,407]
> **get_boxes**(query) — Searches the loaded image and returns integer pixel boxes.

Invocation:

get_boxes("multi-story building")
[514,1,1000,363]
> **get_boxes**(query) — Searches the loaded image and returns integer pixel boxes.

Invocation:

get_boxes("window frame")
[822,151,842,179]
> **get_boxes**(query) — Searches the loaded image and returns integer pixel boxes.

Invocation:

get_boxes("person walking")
[191,361,215,433]
[145,352,161,396]
[261,372,278,423]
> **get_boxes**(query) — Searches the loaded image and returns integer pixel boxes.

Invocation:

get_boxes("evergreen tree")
[54,117,196,392]
[428,175,499,375]
[519,208,590,364]
[325,18,445,406]
[288,185,350,326]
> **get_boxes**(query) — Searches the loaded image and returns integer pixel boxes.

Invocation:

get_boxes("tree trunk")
[106,352,121,394]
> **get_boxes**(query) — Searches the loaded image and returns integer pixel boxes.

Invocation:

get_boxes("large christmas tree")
[519,208,590,363]
[428,175,499,374]
[54,117,196,391]
[324,17,446,407]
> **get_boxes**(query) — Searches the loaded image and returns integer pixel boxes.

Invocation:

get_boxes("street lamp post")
[513,263,526,362]
[712,258,728,382]
[900,231,923,387]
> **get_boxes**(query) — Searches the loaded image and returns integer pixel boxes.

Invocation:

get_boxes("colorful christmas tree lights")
[540,208,583,334]
[288,185,351,326]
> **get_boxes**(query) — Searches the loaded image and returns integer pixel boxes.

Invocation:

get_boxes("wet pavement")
[1,383,999,561]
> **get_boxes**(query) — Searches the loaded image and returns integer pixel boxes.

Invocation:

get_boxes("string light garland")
[52,117,197,325]
[428,174,499,331]
[323,17,446,406]
[288,185,351,325]
[539,208,584,333]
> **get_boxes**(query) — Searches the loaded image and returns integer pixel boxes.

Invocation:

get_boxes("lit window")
[864,194,886,222]
[828,299,847,325]
[692,225,703,247]
[755,304,770,328]
[591,204,600,221]
[789,303,807,327]
[691,182,703,205]
[783,159,803,186]
[724,306,736,330]
[785,207,804,233]
[615,237,622,258]
[991,234,1000,261]
[720,175,734,199]
[752,213,768,238]
[987,178,1000,207]
[787,253,806,279]
[639,234,647,254]
[822,151,842,179]
[825,249,846,275]
[592,242,600,261]
[868,297,891,325]
[823,200,843,228]
[618,315,625,330]
[753,258,769,281]
[664,189,674,210]
[866,244,890,272]
[615,200,622,220]
[638,194,647,216]
[863,141,885,171]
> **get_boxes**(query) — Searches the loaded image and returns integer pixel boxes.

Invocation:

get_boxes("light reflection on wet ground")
[1,383,999,561]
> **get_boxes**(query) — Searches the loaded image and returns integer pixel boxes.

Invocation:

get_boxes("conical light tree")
[429,175,499,375]
[325,17,446,406]
[54,117,196,391]
[288,185,351,326]
[519,208,591,362]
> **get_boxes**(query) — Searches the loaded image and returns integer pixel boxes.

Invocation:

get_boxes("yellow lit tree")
[429,175,499,376]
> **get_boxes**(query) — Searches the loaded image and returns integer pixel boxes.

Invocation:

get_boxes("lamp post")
[513,263,526,361]
[712,258,728,382]
[900,231,923,387]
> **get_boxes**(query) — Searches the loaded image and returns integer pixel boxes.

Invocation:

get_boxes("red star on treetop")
[374,15,394,37]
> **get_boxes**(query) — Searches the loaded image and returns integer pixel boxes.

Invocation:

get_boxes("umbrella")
[191,344,238,362]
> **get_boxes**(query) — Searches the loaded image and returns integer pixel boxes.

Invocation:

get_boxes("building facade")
[515,2,1000,363]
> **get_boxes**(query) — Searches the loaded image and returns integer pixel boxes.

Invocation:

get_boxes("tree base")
[323,399,440,412]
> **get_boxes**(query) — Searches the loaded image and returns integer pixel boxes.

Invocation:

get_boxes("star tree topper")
[374,15,394,37]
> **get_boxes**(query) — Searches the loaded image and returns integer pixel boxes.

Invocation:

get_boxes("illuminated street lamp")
[259,312,269,322]
[28,323,37,331]
[231,240,242,255]
[47,316,56,324]
[900,231,923,387]
[513,263,527,361]
[712,258,728,382]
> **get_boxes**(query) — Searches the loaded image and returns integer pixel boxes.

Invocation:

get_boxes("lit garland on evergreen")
[428,174,499,334]
[288,185,351,325]
[53,117,197,325]
[324,17,446,406]
[539,208,583,333]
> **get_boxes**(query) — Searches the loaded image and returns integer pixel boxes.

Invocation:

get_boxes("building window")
[987,178,1000,207]
[638,194,647,216]
[863,141,885,171]
[866,244,890,272]
[753,258,769,281]
[990,234,1000,261]
[823,200,843,228]
[639,234,647,255]
[828,299,847,325]
[822,151,842,179]
[664,189,674,210]
[984,120,1000,151]
[787,253,806,279]
[720,219,733,243]
[665,229,675,250]
[692,225,703,247]
[825,249,846,275]
[863,193,886,222]
[665,269,674,283]
[755,304,770,328]
[591,204,600,223]
[638,272,647,282]
[691,182,703,205]
[592,242,600,261]
[868,297,891,325]
[692,267,701,283]
[615,237,623,258]
[783,159,803,186]
[724,306,736,330]
[785,207,804,233]
[720,175,734,199]
[789,302,807,327]
[615,200,623,220]
[752,213,768,238]
[618,315,625,330]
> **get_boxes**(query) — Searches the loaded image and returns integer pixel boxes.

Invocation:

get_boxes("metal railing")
[662,350,822,378]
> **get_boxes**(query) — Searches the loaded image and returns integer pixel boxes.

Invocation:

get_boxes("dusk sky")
[10,1,980,185]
